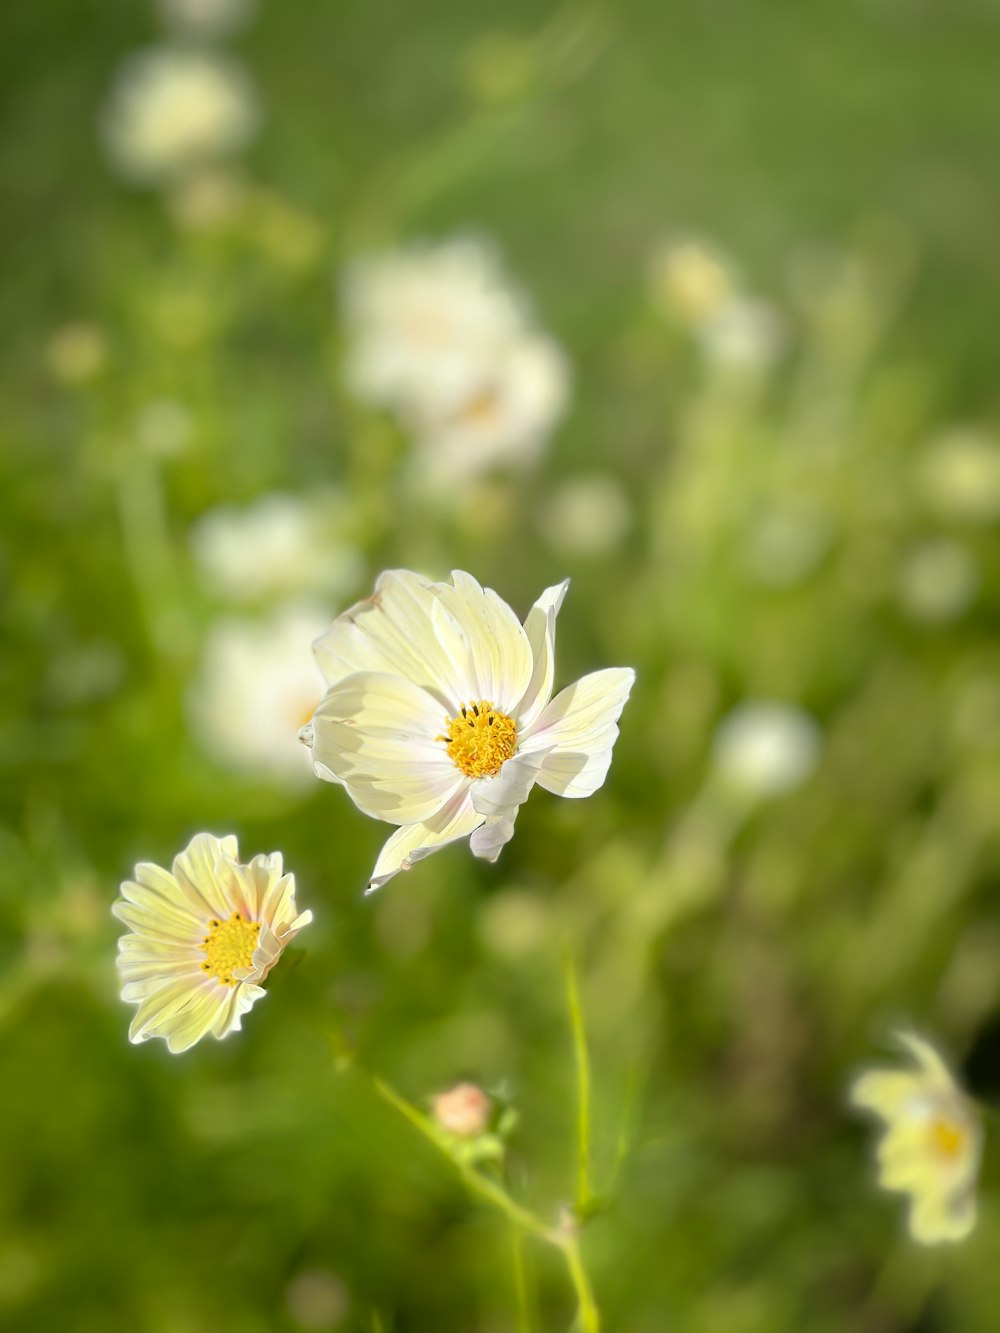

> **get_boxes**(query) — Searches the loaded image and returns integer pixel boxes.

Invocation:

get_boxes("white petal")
[366,789,482,892]
[514,579,570,729]
[520,667,635,798]
[470,750,551,818]
[172,832,241,917]
[469,816,517,862]
[430,571,534,711]
[310,671,463,824]
[313,569,469,704]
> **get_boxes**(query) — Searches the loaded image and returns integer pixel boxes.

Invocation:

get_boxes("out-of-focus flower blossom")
[540,473,632,557]
[649,236,738,326]
[919,427,1000,524]
[742,508,834,587]
[191,494,363,605]
[898,540,979,625]
[851,1032,982,1244]
[158,0,256,39]
[712,701,821,799]
[432,1082,493,1138]
[46,323,107,384]
[696,296,786,375]
[285,1270,350,1330]
[341,238,569,479]
[302,570,634,890]
[189,604,328,786]
[136,399,193,458]
[113,832,311,1053]
[100,47,260,185]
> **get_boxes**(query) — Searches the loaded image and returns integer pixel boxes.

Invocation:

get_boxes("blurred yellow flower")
[114,833,312,1054]
[302,570,634,890]
[851,1032,982,1244]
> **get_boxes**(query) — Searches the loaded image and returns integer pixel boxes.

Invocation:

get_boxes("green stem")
[510,1228,532,1333]
[558,1231,601,1333]
[564,951,594,1213]
[368,1072,601,1331]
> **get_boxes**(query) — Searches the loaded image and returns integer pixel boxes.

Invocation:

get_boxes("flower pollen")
[929,1116,967,1161]
[440,701,517,778]
[200,910,260,986]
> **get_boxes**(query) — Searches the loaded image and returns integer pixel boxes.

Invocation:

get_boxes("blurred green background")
[4,1,1000,1329]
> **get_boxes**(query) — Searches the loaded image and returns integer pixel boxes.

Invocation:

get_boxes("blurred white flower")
[303,570,634,890]
[696,296,786,375]
[919,427,1000,524]
[341,238,569,478]
[100,46,260,185]
[540,472,632,557]
[742,508,833,587]
[712,701,821,799]
[191,493,363,604]
[649,235,738,326]
[851,1032,981,1244]
[898,540,979,625]
[113,832,311,1054]
[189,604,328,786]
[158,0,256,38]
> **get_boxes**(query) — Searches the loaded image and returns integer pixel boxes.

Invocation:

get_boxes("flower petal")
[470,750,551,818]
[430,571,534,711]
[514,579,570,729]
[309,671,463,824]
[366,789,483,892]
[520,667,635,797]
[469,816,517,863]
[313,569,469,704]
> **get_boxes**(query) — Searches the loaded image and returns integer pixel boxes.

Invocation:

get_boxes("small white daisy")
[100,46,260,185]
[301,570,634,891]
[851,1032,982,1244]
[114,832,312,1053]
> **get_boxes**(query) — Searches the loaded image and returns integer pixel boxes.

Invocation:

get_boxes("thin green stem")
[559,1231,601,1333]
[564,951,593,1213]
[510,1228,532,1333]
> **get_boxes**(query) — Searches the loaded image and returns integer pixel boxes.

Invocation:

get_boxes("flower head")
[301,570,634,891]
[432,1083,493,1138]
[113,833,312,1053]
[100,46,260,185]
[188,605,328,788]
[712,701,821,800]
[851,1032,982,1244]
[341,238,569,480]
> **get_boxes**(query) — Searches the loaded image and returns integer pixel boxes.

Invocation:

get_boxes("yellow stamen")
[200,911,261,986]
[928,1116,966,1160]
[439,700,517,779]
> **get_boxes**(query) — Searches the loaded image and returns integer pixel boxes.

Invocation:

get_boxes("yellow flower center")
[440,701,517,779]
[199,911,261,986]
[928,1116,966,1160]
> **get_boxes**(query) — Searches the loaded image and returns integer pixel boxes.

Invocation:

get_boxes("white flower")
[341,238,569,478]
[696,296,786,375]
[158,0,256,38]
[851,1033,982,1244]
[712,701,821,799]
[100,46,260,185]
[649,235,738,326]
[191,493,363,604]
[113,832,312,1053]
[918,427,1000,524]
[189,605,328,787]
[301,570,634,891]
